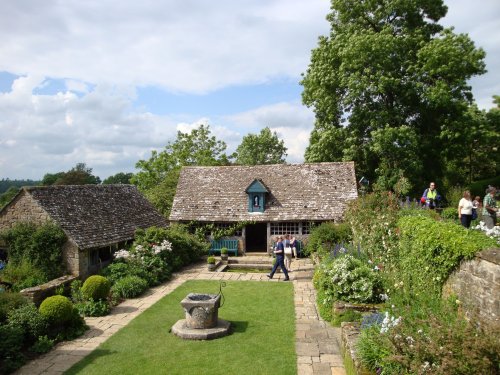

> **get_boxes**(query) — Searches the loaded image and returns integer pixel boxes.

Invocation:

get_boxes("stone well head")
[181,293,221,329]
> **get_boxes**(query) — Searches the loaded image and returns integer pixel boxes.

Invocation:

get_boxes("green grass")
[66,280,296,375]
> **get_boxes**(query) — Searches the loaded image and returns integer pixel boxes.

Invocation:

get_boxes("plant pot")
[208,263,216,271]
[221,254,228,261]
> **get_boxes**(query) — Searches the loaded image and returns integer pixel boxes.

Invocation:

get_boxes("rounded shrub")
[111,276,148,299]
[81,275,111,301]
[39,295,74,324]
[207,256,216,264]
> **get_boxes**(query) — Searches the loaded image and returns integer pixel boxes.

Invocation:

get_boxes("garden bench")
[209,239,238,256]
[270,240,304,257]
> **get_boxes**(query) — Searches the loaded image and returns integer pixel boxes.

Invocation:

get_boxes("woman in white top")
[458,190,474,228]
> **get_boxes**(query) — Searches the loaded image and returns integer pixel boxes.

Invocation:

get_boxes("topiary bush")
[81,275,111,301]
[111,275,148,299]
[39,295,74,324]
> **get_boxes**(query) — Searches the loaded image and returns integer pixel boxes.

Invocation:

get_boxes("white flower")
[114,249,130,259]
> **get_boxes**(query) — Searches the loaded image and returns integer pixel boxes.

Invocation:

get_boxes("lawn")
[66,280,296,375]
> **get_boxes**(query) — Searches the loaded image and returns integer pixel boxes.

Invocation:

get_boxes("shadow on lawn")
[230,320,249,334]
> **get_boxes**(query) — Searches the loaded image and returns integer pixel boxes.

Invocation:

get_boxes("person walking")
[283,234,293,271]
[458,190,474,228]
[290,235,298,258]
[482,186,498,229]
[267,236,289,281]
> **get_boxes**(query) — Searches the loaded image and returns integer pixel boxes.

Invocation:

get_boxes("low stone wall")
[20,275,78,306]
[443,247,500,328]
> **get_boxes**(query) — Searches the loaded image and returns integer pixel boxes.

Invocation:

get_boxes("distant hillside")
[0,179,41,194]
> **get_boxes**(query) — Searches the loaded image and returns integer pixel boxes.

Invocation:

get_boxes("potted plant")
[207,256,216,271]
[220,247,228,261]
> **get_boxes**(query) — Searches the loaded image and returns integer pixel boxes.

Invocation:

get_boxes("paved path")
[15,257,345,375]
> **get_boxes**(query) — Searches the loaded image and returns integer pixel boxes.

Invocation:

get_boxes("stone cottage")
[169,162,358,254]
[0,185,168,277]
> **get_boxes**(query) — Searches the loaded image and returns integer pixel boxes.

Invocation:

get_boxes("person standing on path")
[268,236,289,281]
[482,186,498,229]
[458,190,473,228]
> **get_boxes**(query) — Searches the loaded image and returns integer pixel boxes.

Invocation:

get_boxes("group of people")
[422,181,498,229]
[267,234,298,281]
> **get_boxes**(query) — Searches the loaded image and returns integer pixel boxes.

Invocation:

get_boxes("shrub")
[81,275,111,301]
[221,247,228,254]
[70,279,84,303]
[1,258,48,292]
[331,309,363,327]
[31,335,55,354]
[304,222,352,257]
[0,292,28,323]
[7,303,48,344]
[111,276,148,299]
[207,256,216,264]
[397,215,497,295]
[0,324,25,374]
[75,298,110,317]
[39,295,74,324]
[0,221,66,280]
[441,206,458,221]
[101,261,131,284]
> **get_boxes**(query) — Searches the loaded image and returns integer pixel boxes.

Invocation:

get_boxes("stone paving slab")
[14,256,344,375]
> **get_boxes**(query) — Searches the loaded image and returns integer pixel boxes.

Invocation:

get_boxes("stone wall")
[20,275,78,306]
[0,191,51,230]
[443,248,500,328]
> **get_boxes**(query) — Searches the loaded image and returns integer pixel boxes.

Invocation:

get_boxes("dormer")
[245,179,269,213]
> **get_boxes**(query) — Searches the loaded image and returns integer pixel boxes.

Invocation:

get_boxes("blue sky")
[0,0,499,180]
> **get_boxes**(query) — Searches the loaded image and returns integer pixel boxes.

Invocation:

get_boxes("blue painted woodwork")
[245,179,269,213]
[209,239,238,256]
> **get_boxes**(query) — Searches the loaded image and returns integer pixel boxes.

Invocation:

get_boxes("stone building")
[0,185,168,277]
[169,162,358,254]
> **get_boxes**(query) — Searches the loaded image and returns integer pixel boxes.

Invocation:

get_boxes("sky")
[1,0,499,181]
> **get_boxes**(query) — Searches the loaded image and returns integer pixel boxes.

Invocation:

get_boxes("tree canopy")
[42,163,101,185]
[233,127,287,165]
[301,0,487,194]
[102,172,133,185]
[131,124,230,216]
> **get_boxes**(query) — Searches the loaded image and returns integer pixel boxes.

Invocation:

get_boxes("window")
[270,222,299,235]
[302,221,320,235]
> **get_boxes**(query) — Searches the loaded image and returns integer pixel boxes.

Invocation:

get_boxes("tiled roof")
[24,185,168,249]
[169,162,358,222]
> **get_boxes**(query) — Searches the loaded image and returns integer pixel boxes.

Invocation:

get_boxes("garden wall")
[20,275,78,306]
[443,247,500,328]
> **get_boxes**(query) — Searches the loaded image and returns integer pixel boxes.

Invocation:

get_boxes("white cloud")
[0,0,331,94]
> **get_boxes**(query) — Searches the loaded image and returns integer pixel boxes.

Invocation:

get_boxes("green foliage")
[81,275,111,301]
[233,127,287,165]
[304,221,352,257]
[1,221,66,280]
[0,178,40,194]
[345,192,400,269]
[191,220,252,241]
[39,295,74,324]
[31,335,55,354]
[0,186,20,209]
[331,309,362,327]
[220,247,228,254]
[469,176,500,198]
[70,279,84,304]
[0,292,28,323]
[207,256,216,264]
[44,162,101,185]
[1,258,48,292]
[444,185,465,208]
[358,297,500,375]
[75,298,110,317]
[441,207,458,221]
[301,0,487,191]
[102,172,133,185]
[111,276,148,299]
[314,254,383,305]
[7,303,48,344]
[397,216,497,295]
[0,324,25,374]
[101,262,132,284]
[131,124,230,216]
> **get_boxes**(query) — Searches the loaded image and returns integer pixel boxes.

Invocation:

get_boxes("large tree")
[233,127,287,165]
[301,0,486,193]
[102,172,134,185]
[42,163,101,185]
[131,124,230,216]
